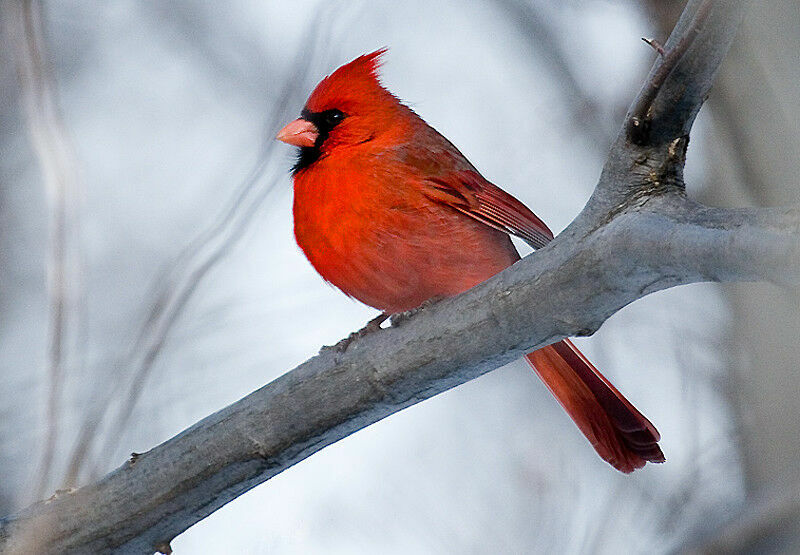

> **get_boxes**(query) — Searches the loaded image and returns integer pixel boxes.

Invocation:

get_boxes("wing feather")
[424,171,554,249]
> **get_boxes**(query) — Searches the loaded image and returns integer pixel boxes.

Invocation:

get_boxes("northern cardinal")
[277,49,664,473]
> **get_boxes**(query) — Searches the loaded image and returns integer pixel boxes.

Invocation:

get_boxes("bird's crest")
[305,48,394,113]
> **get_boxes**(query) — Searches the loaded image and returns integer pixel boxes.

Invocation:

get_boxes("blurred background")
[1,0,798,553]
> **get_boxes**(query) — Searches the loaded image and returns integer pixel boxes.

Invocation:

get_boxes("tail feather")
[526,339,664,473]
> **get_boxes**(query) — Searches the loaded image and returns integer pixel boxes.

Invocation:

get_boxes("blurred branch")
[2,1,784,553]
[493,0,611,147]
[649,0,800,524]
[62,4,335,486]
[5,0,85,500]
[144,1,274,100]
[682,484,800,554]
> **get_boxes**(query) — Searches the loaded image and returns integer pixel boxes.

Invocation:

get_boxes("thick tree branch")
[2,1,785,554]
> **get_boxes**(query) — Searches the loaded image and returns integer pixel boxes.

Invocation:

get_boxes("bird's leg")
[322,313,389,353]
[354,312,390,336]
[322,297,444,354]
[389,296,444,327]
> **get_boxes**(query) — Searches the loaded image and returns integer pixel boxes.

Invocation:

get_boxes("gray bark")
[4,1,793,553]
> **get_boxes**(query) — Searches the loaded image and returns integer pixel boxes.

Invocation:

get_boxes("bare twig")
[6,0,85,500]
[642,37,666,56]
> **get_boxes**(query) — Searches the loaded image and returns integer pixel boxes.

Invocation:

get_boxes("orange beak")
[276,118,319,147]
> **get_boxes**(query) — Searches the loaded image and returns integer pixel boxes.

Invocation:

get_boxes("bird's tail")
[525,339,664,473]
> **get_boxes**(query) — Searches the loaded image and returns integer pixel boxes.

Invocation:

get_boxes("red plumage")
[278,50,664,473]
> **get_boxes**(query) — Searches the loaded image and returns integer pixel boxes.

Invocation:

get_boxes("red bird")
[277,49,664,473]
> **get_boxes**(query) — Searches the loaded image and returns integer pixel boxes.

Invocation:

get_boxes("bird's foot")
[322,313,389,353]
[389,296,444,327]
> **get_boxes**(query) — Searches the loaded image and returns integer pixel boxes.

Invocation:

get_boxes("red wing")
[422,170,554,249]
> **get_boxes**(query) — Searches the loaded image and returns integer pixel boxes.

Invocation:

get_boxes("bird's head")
[277,48,409,174]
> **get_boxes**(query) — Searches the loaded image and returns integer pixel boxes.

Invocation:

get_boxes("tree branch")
[1,1,782,554]
[626,0,742,146]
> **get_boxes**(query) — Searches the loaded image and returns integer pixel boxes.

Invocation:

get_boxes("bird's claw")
[321,298,443,354]
[321,313,389,353]
[389,296,443,327]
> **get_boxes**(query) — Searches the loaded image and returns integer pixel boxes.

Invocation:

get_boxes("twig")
[642,37,666,56]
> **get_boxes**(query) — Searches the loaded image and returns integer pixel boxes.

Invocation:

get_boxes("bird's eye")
[324,109,346,127]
